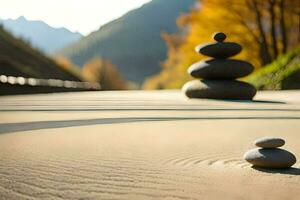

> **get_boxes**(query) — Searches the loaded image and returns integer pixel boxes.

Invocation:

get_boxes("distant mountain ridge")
[59,0,196,83]
[0,16,82,53]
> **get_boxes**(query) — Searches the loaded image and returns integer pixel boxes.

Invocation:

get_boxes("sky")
[0,0,151,35]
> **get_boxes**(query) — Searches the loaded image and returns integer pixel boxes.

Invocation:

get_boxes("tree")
[144,0,300,89]
[82,58,127,90]
[54,56,83,79]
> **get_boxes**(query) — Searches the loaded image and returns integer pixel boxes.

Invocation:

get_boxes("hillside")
[0,26,81,81]
[0,16,82,53]
[59,0,196,83]
[246,47,300,90]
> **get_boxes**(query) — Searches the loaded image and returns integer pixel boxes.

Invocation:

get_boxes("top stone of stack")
[195,32,242,59]
[254,137,285,148]
[213,32,226,42]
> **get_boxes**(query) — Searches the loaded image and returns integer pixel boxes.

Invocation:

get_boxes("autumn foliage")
[54,56,84,79]
[82,58,127,90]
[54,56,127,90]
[144,0,300,89]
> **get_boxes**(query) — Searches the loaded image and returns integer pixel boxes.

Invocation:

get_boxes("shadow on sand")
[1,116,300,134]
[252,166,300,176]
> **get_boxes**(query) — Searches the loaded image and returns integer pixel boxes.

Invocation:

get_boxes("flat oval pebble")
[182,80,257,100]
[254,137,285,148]
[213,32,226,42]
[188,59,254,79]
[196,42,242,58]
[244,148,296,168]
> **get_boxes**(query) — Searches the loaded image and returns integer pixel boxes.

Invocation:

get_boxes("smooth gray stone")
[188,59,254,79]
[196,42,242,58]
[182,80,257,100]
[244,148,296,168]
[213,32,226,42]
[254,137,285,148]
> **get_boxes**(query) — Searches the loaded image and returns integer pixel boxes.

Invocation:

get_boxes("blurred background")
[0,0,299,95]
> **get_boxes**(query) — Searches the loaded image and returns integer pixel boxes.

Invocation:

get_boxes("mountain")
[0,26,81,81]
[59,0,196,83]
[0,16,82,53]
[246,47,300,90]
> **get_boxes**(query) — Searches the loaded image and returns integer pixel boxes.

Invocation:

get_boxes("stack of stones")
[182,32,257,100]
[244,137,297,168]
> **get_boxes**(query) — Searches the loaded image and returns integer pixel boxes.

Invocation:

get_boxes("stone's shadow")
[252,166,300,175]
[252,100,286,104]
[223,99,285,104]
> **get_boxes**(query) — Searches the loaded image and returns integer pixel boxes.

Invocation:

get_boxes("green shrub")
[246,47,300,90]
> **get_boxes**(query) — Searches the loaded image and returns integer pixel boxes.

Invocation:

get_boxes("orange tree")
[82,58,127,90]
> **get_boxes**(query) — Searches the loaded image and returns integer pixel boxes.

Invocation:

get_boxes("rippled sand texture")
[0,90,300,200]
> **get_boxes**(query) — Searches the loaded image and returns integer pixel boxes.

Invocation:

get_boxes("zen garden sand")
[0,90,299,199]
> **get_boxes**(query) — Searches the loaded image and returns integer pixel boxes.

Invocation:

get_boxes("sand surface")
[0,90,299,200]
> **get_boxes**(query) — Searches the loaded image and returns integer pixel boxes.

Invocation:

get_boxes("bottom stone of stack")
[182,79,257,100]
